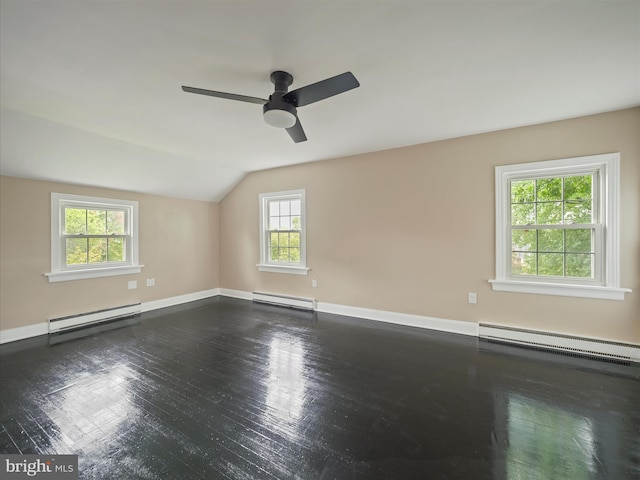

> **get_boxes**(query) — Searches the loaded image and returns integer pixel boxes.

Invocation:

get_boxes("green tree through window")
[64,207,126,266]
[510,174,594,278]
[267,199,302,263]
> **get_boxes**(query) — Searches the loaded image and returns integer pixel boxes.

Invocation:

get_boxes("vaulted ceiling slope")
[1,1,638,202]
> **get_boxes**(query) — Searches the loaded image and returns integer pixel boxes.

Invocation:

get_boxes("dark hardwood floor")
[1,297,639,479]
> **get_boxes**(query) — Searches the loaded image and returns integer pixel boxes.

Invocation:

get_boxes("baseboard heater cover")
[252,292,316,311]
[49,303,142,334]
[479,323,639,363]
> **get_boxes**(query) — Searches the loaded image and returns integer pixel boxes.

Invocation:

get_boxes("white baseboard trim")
[2,289,636,364]
[219,288,253,301]
[0,289,221,344]
[317,301,479,337]
[141,288,220,313]
[0,322,49,344]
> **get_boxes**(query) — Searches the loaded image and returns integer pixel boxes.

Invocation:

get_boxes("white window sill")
[45,265,143,283]
[489,279,630,300]
[257,264,310,275]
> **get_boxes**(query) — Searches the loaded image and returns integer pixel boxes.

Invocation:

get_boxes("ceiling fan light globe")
[264,109,296,128]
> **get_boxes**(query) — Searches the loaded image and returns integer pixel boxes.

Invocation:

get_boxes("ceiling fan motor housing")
[263,71,298,128]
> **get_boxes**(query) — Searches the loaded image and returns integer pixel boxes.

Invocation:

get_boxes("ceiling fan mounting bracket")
[270,71,294,93]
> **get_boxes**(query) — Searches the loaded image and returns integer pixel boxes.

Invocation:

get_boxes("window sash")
[62,206,129,236]
[59,202,134,270]
[266,229,302,265]
[508,224,602,283]
[62,235,130,268]
[501,165,604,286]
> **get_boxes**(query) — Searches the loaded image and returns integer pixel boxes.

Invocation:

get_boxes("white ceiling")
[1,1,638,202]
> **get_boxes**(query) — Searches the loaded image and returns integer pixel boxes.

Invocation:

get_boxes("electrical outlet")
[146,278,155,287]
[468,292,477,304]
[312,279,317,288]
[128,280,137,290]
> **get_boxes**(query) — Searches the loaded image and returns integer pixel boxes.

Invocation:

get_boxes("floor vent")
[252,292,316,311]
[479,323,639,363]
[49,304,142,334]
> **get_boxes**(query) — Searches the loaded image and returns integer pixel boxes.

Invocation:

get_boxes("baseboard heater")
[252,292,316,311]
[49,303,142,334]
[479,323,639,363]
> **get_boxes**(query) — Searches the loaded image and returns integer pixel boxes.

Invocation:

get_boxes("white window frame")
[46,193,142,282]
[257,189,309,275]
[489,153,630,300]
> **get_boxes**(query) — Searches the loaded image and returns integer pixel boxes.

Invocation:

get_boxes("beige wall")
[1,108,638,343]
[0,177,220,330]
[220,108,640,343]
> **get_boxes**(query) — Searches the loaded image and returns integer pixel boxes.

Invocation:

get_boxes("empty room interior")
[1,1,639,479]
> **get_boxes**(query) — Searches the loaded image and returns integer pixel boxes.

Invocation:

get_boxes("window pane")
[280,201,290,216]
[512,252,536,275]
[566,229,593,253]
[88,238,107,263]
[290,232,300,248]
[538,229,563,252]
[276,232,290,261]
[566,254,593,278]
[278,232,291,248]
[538,253,563,276]
[511,204,535,225]
[511,180,534,203]
[290,200,301,215]
[564,175,592,201]
[107,238,125,262]
[269,201,280,216]
[64,208,86,235]
[537,202,562,225]
[536,178,562,201]
[289,247,300,262]
[269,217,279,230]
[66,238,88,265]
[564,200,592,224]
[292,216,301,230]
[87,209,107,235]
[107,210,125,235]
[279,216,291,230]
[512,229,536,252]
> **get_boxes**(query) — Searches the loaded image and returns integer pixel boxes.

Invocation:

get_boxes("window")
[490,153,630,300]
[46,193,142,282]
[258,189,308,275]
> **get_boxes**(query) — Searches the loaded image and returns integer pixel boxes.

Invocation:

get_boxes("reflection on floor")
[1,297,638,479]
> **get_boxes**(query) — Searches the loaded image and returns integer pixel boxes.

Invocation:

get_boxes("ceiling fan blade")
[286,117,307,143]
[182,86,268,105]
[283,72,359,107]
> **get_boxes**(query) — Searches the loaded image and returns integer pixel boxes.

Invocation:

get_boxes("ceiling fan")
[182,71,360,143]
